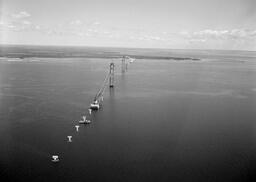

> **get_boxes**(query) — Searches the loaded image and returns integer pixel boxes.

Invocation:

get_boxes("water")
[0,46,256,181]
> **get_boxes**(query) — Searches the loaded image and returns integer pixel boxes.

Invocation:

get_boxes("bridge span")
[90,56,135,110]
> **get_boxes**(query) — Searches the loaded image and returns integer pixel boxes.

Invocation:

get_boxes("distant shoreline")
[0,44,200,61]
[0,55,200,61]
[1,44,255,53]
[1,44,256,61]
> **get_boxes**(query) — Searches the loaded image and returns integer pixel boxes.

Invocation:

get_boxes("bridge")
[90,56,134,110]
[52,55,135,162]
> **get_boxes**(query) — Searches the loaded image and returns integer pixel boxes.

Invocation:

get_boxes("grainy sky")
[0,0,256,50]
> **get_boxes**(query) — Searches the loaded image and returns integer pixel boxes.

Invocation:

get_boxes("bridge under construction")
[52,55,135,163]
[90,56,134,110]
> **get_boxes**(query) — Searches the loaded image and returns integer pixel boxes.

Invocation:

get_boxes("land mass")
[0,45,200,61]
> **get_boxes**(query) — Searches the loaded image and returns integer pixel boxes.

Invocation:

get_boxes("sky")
[0,0,256,50]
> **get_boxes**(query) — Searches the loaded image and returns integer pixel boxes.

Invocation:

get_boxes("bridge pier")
[109,62,114,87]
[121,56,126,73]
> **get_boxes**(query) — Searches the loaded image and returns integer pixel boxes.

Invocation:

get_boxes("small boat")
[90,100,100,110]
[129,59,134,63]
[79,116,91,124]
[79,116,86,124]
[85,119,91,124]
[52,155,60,163]
[79,120,86,124]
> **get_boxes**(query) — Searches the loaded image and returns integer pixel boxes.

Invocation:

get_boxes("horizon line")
[0,43,255,52]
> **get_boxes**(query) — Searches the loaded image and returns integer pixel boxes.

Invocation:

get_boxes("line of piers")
[52,55,135,162]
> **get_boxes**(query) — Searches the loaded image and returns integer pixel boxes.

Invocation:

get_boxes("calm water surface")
[0,52,256,182]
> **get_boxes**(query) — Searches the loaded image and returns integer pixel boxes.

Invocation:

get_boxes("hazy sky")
[0,0,256,50]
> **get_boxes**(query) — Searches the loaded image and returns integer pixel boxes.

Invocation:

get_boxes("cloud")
[22,20,32,25]
[70,20,83,26]
[2,11,254,50]
[126,30,170,42]
[69,20,101,27]
[0,21,15,31]
[0,11,35,32]
[178,29,256,46]
[11,11,31,19]
[1,13,168,42]
[144,35,162,41]
[189,39,206,43]
[34,25,41,30]
[181,29,256,41]
[92,21,100,26]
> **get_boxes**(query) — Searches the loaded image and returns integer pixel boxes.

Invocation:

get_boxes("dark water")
[0,47,256,182]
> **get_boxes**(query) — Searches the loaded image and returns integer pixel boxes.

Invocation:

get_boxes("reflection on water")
[0,51,256,182]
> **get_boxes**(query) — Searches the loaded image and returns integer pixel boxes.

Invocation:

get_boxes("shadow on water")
[109,87,115,101]
[108,87,115,116]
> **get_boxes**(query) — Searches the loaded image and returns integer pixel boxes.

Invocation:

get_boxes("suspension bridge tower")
[109,62,114,87]
[121,56,126,73]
